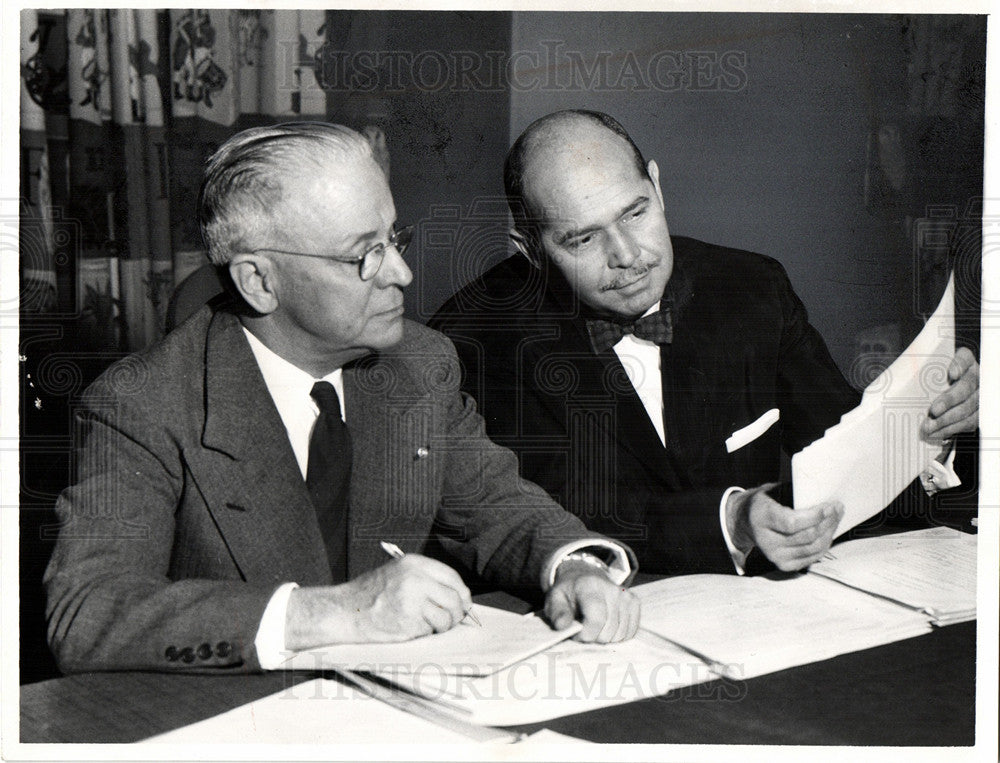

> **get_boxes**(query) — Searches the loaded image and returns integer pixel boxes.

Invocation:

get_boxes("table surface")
[20,619,975,746]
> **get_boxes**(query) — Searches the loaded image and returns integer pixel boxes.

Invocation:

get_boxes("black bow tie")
[585,306,673,354]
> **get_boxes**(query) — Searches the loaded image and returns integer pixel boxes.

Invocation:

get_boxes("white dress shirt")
[612,304,666,447]
[242,327,631,668]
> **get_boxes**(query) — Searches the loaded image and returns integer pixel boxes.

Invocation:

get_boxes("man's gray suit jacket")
[44,301,616,673]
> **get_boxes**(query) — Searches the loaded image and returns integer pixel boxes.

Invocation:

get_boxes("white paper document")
[633,573,932,679]
[812,526,977,624]
[792,273,957,536]
[281,605,581,676]
[145,679,476,744]
[145,678,597,744]
[373,625,716,726]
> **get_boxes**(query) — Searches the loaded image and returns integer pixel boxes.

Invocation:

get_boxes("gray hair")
[198,121,375,265]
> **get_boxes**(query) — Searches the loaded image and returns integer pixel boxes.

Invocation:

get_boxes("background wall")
[373,11,512,323]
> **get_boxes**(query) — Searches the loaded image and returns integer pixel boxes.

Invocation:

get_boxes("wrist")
[284,585,360,652]
[554,552,612,583]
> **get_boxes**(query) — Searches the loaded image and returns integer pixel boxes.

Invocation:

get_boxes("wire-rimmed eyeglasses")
[250,225,413,282]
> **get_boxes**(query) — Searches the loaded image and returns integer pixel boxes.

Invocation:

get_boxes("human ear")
[509,227,542,270]
[228,255,279,315]
[647,159,665,211]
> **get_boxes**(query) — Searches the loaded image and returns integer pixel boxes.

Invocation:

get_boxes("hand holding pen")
[284,545,478,650]
[380,541,482,627]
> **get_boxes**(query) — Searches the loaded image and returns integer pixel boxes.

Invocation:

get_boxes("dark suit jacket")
[45,301,617,673]
[430,237,862,575]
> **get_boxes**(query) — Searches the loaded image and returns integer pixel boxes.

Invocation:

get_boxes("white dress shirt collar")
[242,326,345,478]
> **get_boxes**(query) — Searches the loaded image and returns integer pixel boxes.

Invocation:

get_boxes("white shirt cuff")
[719,486,750,575]
[254,582,299,670]
[920,445,961,496]
[541,539,632,590]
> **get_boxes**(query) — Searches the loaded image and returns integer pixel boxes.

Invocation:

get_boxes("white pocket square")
[725,408,780,453]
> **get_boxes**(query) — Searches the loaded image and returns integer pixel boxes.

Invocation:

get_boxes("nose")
[605,226,639,269]
[377,243,413,288]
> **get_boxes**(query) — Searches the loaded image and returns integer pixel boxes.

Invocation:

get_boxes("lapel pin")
[415,446,430,460]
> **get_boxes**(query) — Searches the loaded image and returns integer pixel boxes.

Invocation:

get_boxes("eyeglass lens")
[361,227,413,281]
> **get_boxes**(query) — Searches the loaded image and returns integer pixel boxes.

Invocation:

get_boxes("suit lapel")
[526,301,680,487]
[588,339,684,486]
[659,270,734,487]
[341,359,387,578]
[342,348,440,578]
[191,309,331,585]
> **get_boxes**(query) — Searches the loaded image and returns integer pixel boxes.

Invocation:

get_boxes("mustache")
[601,260,659,291]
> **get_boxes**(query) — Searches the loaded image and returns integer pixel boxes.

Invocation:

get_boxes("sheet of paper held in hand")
[792,273,956,537]
[280,605,581,676]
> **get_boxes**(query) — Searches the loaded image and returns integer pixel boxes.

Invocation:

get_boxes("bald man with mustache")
[431,109,979,576]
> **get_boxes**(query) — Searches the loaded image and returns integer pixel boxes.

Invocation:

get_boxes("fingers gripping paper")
[792,274,956,537]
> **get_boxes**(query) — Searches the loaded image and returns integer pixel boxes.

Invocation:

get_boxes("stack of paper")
[793,274,957,537]
[812,526,977,625]
[633,572,932,679]
[278,604,717,727]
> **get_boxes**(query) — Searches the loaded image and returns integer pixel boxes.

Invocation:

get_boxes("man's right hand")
[726,483,844,572]
[283,555,473,651]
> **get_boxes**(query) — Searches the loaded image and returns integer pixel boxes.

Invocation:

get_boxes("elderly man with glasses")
[44,122,639,675]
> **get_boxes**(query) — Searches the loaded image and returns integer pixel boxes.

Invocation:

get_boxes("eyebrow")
[553,196,650,245]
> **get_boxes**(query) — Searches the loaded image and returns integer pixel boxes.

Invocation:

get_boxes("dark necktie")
[306,381,351,582]
[585,305,673,354]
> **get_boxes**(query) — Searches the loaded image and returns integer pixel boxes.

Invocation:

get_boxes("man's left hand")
[544,561,640,643]
[922,347,979,442]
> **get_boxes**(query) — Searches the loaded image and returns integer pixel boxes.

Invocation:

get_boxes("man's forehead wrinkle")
[531,159,644,235]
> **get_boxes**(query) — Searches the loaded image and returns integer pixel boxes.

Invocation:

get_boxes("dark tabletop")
[20,620,975,745]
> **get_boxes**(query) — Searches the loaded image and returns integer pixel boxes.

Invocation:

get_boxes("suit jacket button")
[415,446,429,459]
[216,641,232,658]
[180,647,196,663]
[197,643,213,660]
[165,646,179,661]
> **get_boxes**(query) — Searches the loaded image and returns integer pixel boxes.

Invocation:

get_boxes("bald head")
[504,110,649,232]
[502,110,673,320]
